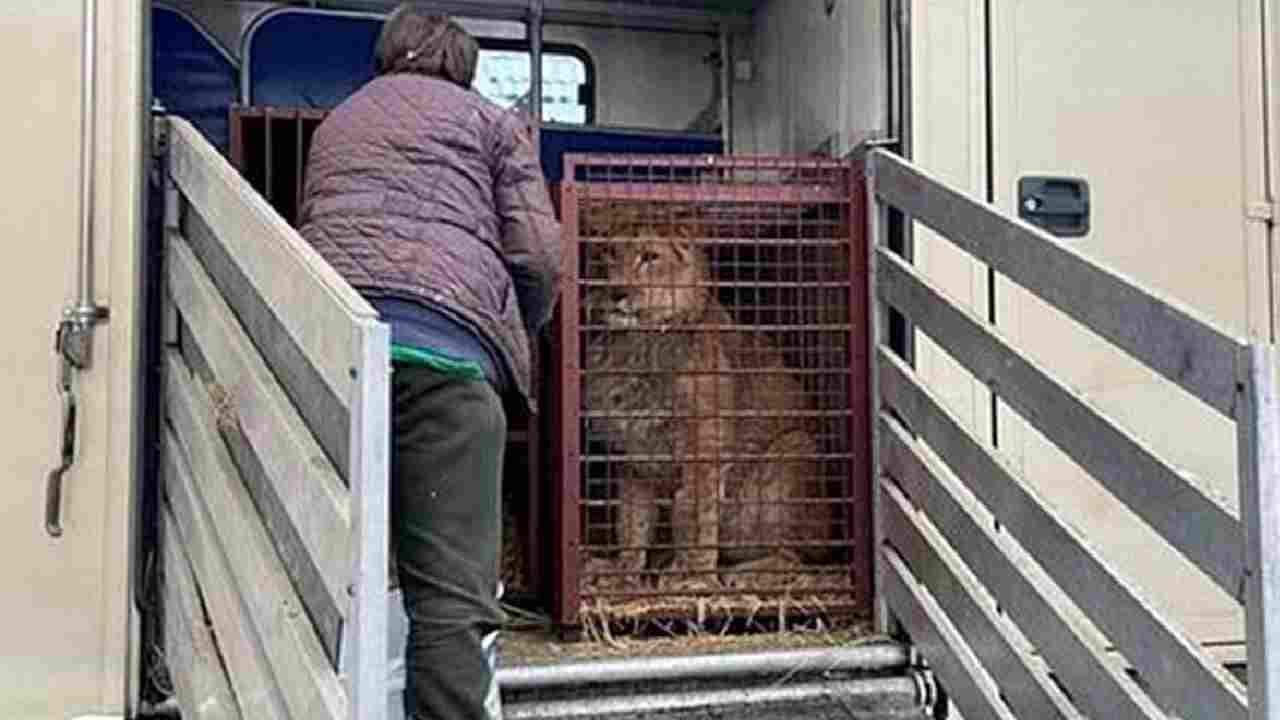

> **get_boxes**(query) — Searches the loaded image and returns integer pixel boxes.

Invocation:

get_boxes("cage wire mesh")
[558,154,867,634]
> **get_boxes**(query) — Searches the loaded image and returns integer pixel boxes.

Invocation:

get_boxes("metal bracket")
[59,306,108,368]
[846,135,902,164]
[912,668,940,714]
[1247,201,1277,224]
[151,102,169,159]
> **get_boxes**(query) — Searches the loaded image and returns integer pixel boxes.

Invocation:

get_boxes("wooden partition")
[160,116,390,720]
[866,148,1277,720]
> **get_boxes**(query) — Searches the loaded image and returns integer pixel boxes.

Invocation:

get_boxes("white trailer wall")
[731,0,887,156]
[0,2,146,717]
[984,0,1266,658]
[897,0,992,448]
[899,0,1269,662]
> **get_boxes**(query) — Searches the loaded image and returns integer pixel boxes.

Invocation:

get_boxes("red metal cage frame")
[549,152,871,628]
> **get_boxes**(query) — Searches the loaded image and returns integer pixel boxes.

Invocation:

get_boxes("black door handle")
[1018,176,1090,238]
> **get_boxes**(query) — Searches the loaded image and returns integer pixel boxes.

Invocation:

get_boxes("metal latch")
[45,305,108,538]
[48,0,110,538]
[1246,201,1277,224]
[1018,176,1091,238]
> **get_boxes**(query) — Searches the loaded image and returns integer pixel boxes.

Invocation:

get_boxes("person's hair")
[374,4,479,87]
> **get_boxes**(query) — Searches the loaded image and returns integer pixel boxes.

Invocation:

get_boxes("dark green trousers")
[391,365,507,720]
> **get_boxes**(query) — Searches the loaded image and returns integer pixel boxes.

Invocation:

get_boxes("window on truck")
[241,8,595,124]
[474,42,594,125]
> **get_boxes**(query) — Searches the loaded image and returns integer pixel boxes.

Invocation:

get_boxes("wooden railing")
[866,148,1278,720]
[158,116,390,720]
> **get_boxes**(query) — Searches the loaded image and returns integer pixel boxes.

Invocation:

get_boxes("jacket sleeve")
[492,114,563,336]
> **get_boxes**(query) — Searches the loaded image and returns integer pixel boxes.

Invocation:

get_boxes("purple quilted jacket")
[297,73,562,403]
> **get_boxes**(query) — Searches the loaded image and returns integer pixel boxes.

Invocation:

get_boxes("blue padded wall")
[152,5,239,153]
[245,10,381,109]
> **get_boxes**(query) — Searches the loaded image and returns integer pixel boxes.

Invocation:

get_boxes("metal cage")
[552,154,871,629]
[228,106,326,227]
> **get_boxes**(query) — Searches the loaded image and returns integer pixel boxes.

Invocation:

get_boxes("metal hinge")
[1246,201,1278,224]
[911,667,942,718]
[149,101,169,189]
[845,134,901,164]
[151,100,169,158]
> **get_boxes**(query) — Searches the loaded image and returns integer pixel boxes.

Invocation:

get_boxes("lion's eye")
[640,250,660,264]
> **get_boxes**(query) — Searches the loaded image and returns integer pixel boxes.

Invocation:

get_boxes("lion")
[581,232,832,591]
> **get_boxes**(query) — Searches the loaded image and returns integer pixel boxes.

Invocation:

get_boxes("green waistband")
[391,343,487,381]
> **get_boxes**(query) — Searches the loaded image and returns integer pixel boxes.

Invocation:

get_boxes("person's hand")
[515,109,536,141]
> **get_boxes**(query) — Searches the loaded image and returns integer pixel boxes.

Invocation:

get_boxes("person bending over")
[298,6,561,718]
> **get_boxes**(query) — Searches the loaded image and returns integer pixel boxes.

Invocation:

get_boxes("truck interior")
[144,2,911,718]
[139,3,1279,720]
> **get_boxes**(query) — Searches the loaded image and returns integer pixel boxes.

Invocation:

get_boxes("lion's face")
[596,237,709,327]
